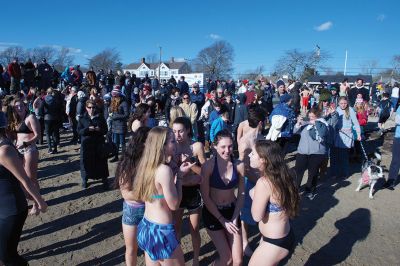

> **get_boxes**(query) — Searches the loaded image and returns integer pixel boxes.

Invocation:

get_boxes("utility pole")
[344,50,348,75]
[159,46,162,80]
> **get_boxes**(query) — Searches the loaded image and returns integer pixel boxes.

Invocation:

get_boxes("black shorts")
[262,227,295,251]
[179,185,203,211]
[202,202,240,231]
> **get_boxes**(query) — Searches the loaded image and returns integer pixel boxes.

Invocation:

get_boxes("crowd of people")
[0,56,399,265]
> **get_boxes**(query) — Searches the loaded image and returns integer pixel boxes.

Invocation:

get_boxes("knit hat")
[111,85,121,97]
[0,111,7,128]
[242,79,249,85]
[280,93,292,103]
[276,80,285,88]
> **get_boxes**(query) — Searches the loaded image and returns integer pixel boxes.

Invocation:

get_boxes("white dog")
[356,162,384,199]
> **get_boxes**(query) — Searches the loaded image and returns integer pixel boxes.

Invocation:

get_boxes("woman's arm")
[157,164,181,210]
[21,115,40,146]
[251,178,270,222]
[0,145,47,212]
[232,162,245,221]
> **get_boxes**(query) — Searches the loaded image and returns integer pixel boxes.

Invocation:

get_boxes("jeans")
[295,153,327,191]
[331,147,350,178]
[389,138,400,180]
[45,120,60,150]
[0,209,28,264]
[112,133,126,152]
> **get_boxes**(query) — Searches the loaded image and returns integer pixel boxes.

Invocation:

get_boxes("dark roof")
[307,75,373,84]
[124,61,187,70]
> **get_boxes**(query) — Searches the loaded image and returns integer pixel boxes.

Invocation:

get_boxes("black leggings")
[295,153,327,191]
[0,209,28,265]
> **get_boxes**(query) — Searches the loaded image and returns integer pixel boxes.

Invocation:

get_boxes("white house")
[124,57,191,80]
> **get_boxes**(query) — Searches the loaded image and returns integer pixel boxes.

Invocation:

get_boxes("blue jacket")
[269,103,296,138]
[210,117,228,142]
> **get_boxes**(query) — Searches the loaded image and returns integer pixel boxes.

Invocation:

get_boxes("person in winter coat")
[37,58,53,90]
[8,58,22,94]
[294,108,331,200]
[23,59,36,90]
[177,76,189,95]
[164,88,181,123]
[330,96,361,179]
[209,106,230,143]
[109,86,129,162]
[179,92,198,140]
[267,94,296,153]
[42,88,62,153]
[85,67,96,87]
[232,93,248,147]
[67,87,79,143]
[78,99,109,189]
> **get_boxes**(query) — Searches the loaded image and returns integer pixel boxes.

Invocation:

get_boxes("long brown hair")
[114,127,151,191]
[255,140,300,218]
[110,96,121,113]
[8,98,26,132]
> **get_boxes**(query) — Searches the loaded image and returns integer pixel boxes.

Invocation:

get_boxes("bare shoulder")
[155,164,173,181]
[234,159,245,176]
[192,141,204,153]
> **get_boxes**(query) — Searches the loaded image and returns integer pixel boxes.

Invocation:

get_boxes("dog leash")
[358,140,369,161]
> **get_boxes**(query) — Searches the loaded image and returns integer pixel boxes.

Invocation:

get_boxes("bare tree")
[87,48,121,71]
[273,48,330,80]
[26,46,56,64]
[53,47,75,71]
[0,46,26,65]
[391,55,400,78]
[360,59,379,75]
[239,65,265,81]
[193,40,234,79]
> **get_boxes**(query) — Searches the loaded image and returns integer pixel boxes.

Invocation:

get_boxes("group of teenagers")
[116,106,300,266]
[1,68,400,265]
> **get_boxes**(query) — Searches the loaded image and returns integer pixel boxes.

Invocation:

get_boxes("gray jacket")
[294,119,329,155]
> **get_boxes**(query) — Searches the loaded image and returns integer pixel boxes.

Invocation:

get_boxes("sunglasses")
[86,106,95,109]
[183,97,189,99]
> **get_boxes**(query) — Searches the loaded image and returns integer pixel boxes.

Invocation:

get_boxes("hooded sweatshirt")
[233,93,248,126]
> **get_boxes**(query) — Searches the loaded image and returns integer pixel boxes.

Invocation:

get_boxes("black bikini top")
[16,116,33,134]
[209,156,238,190]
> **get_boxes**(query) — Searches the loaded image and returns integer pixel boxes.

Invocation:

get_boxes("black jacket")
[78,113,109,180]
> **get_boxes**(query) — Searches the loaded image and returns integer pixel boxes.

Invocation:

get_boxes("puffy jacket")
[269,103,296,138]
[111,98,129,134]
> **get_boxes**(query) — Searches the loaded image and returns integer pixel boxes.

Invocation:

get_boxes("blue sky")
[2,0,399,77]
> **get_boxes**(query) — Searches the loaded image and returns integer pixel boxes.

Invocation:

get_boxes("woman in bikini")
[9,98,42,215]
[132,126,194,266]
[115,126,150,266]
[249,140,300,266]
[200,129,245,266]
[172,116,206,266]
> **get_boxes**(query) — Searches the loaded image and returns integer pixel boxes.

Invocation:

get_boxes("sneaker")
[48,149,54,154]
[82,181,88,189]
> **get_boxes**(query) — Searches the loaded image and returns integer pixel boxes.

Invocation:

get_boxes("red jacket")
[356,111,368,126]
[8,62,22,79]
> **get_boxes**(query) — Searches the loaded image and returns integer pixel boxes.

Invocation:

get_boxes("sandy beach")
[19,118,400,266]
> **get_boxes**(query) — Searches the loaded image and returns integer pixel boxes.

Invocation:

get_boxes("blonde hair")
[169,106,186,127]
[132,126,171,202]
[338,96,350,119]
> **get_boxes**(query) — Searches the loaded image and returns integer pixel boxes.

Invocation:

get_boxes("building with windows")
[124,57,191,80]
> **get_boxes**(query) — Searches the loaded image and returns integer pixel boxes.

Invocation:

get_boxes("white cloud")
[314,21,333,32]
[40,44,82,54]
[377,14,386,22]
[208,33,221,40]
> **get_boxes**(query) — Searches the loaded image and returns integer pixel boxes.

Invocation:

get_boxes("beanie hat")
[242,79,249,85]
[276,80,285,88]
[111,85,121,97]
[280,93,292,103]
